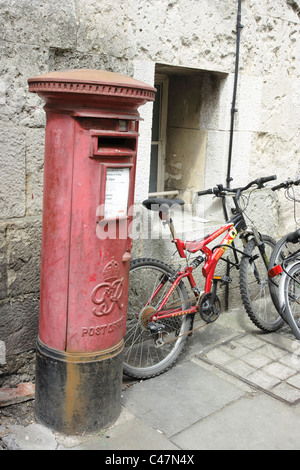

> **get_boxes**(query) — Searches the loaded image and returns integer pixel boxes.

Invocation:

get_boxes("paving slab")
[69,415,179,451]
[198,331,300,405]
[122,360,245,438]
[178,320,238,364]
[171,394,300,450]
[2,423,57,450]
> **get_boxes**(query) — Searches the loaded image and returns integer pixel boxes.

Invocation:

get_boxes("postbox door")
[65,118,137,353]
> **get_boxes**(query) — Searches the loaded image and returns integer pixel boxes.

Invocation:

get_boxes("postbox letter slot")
[97,136,136,157]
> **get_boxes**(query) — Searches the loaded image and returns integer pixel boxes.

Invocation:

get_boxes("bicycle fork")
[240,227,268,284]
[252,226,270,269]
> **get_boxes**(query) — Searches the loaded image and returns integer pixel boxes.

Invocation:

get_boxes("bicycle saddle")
[286,229,300,244]
[142,198,185,212]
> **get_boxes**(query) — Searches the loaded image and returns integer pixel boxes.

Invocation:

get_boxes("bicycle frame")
[147,219,239,322]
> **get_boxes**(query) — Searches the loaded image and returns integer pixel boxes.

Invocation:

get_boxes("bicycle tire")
[269,234,300,319]
[239,235,284,332]
[279,261,300,340]
[123,258,192,379]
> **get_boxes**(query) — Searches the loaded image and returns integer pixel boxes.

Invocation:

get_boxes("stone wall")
[0,0,299,382]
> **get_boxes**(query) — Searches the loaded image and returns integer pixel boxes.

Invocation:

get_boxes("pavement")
[1,307,300,451]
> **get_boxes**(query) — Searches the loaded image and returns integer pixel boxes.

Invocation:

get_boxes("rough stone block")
[0,0,77,50]
[47,0,77,50]
[0,0,48,46]
[7,218,42,297]
[0,127,26,219]
[0,41,47,124]
[25,128,45,216]
[0,294,39,356]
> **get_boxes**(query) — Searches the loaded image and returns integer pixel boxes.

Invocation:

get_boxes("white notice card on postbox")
[104,167,130,219]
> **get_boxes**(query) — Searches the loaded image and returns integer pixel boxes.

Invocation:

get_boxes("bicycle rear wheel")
[279,261,300,340]
[124,258,192,379]
[269,234,300,319]
[240,235,284,332]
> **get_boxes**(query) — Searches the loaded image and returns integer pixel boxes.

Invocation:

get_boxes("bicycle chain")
[150,293,208,346]
[156,320,209,347]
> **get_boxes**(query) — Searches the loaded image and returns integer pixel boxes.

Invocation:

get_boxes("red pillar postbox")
[28,69,155,434]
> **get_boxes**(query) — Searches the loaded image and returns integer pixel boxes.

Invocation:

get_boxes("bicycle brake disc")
[200,293,221,323]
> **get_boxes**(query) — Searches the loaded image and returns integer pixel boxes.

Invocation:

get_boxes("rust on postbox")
[28,69,155,434]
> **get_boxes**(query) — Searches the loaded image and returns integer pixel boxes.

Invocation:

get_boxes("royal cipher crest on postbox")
[91,257,124,316]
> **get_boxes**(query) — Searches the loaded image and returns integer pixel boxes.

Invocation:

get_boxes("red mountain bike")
[124,176,280,379]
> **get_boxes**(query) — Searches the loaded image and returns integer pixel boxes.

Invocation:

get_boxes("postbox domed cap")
[28,68,156,100]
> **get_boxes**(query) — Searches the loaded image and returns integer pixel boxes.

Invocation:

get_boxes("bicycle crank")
[199,293,221,323]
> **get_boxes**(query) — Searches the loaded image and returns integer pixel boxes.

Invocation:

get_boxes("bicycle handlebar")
[271,178,300,191]
[257,175,278,185]
[197,175,277,198]
[197,188,214,196]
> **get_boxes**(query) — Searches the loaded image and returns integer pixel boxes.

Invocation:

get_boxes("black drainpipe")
[224,0,243,310]
[226,0,243,189]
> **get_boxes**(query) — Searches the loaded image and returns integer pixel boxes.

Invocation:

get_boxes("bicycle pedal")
[213,275,232,284]
[222,275,232,284]
[147,322,166,334]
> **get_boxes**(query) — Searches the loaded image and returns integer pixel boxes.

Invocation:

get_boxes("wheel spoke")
[123,259,192,379]
[240,237,283,332]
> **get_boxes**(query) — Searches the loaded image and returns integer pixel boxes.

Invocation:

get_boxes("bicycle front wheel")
[124,258,192,379]
[240,235,284,332]
[280,261,300,340]
[269,234,300,319]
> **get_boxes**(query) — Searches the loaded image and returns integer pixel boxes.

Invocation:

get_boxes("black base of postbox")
[34,337,124,435]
